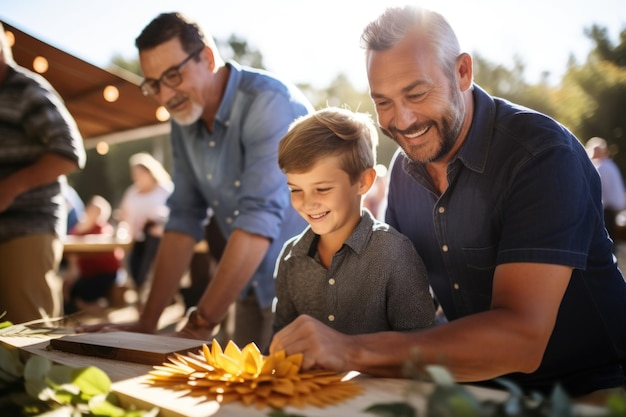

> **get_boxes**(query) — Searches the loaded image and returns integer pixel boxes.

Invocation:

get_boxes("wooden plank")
[49,331,205,365]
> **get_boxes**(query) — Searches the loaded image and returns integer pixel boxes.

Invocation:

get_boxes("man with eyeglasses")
[79,12,312,351]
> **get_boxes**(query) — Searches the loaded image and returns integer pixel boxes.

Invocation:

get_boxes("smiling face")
[366,31,469,164]
[139,38,209,125]
[287,155,373,245]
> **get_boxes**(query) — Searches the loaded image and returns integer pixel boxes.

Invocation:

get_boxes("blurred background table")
[62,234,132,254]
[62,234,208,254]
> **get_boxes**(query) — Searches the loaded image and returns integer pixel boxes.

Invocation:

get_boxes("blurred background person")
[117,152,173,302]
[62,195,124,314]
[0,22,85,324]
[62,182,84,232]
[586,137,626,246]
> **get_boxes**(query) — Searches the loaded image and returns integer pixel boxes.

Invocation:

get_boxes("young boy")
[273,107,435,336]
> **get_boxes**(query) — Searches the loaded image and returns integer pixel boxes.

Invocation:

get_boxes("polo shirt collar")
[290,209,376,257]
[455,84,496,174]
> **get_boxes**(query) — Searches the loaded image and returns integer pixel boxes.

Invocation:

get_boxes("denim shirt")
[386,85,626,396]
[165,61,311,308]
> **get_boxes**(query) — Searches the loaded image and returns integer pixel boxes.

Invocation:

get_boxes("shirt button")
[442,244,449,252]
[453,283,460,290]
[208,141,216,147]
[225,217,233,224]
[206,174,213,181]
[212,200,219,206]
[233,210,239,216]
[234,180,241,187]
[438,206,445,214]
[328,315,335,322]
[328,278,335,285]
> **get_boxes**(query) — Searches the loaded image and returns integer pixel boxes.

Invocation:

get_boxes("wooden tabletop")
[0,333,507,417]
[0,334,604,417]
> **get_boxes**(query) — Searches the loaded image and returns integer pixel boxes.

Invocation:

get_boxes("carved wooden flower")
[146,339,362,409]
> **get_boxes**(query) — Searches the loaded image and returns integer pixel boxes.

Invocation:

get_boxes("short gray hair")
[360,6,462,81]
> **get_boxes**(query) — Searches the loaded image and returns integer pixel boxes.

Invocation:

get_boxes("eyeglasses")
[140,47,204,96]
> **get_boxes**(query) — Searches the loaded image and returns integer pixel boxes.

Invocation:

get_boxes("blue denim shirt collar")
[213,61,242,129]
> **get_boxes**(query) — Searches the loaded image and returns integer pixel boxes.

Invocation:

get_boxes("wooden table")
[0,334,604,417]
[62,235,208,254]
[62,234,133,254]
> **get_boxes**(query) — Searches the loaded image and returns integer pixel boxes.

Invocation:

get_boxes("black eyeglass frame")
[139,46,204,96]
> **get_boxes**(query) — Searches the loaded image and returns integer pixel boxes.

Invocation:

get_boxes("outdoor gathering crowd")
[1,4,625,403]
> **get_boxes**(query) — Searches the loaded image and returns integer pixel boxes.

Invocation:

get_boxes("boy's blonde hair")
[278,107,378,183]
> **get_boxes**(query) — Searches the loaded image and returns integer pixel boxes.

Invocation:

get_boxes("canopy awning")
[2,20,170,148]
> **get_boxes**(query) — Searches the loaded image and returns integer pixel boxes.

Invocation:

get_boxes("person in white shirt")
[118,152,173,295]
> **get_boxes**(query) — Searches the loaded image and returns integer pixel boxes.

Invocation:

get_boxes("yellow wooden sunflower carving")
[146,339,363,409]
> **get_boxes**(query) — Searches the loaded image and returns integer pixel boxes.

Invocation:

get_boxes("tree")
[218,34,265,69]
[472,52,559,119]
[556,25,626,173]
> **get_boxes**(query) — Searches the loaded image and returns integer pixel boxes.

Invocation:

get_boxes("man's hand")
[171,322,219,341]
[269,315,353,372]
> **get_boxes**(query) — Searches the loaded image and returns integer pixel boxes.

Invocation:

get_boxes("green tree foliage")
[77,25,626,209]
[556,25,626,173]
[110,53,142,75]
[218,34,266,69]
[472,52,559,119]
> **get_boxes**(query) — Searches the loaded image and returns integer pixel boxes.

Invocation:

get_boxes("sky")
[1,0,624,91]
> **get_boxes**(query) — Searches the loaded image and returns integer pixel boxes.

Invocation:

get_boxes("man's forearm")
[194,229,270,325]
[139,231,196,330]
[10,153,78,193]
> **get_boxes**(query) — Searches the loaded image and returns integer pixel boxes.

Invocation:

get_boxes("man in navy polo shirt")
[270,5,626,399]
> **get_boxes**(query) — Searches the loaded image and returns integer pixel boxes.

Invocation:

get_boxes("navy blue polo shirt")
[386,85,626,396]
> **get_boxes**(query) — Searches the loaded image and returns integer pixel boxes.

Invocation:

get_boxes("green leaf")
[88,394,126,417]
[425,365,456,387]
[604,393,626,417]
[24,355,52,381]
[23,355,52,399]
[71,366,112,397]
[547,384,574,417]
[0,324,50,337]
[427,385,481,417]
[364,401,416,417]
[33,404,77,416]
[48,364,77,387]
[267,410,308,417]
[0,344,24,382]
